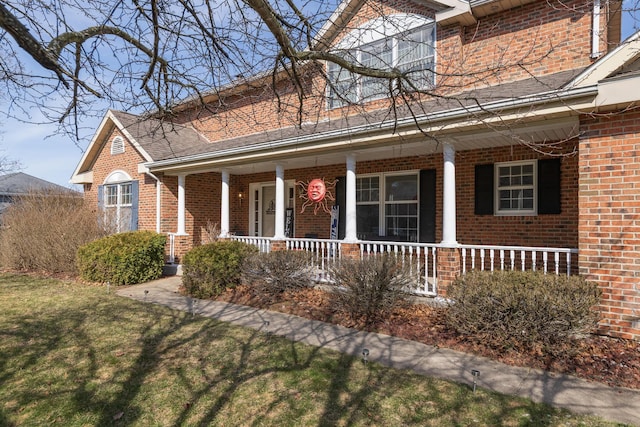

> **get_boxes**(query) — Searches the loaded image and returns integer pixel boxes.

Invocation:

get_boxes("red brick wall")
[579,110,640,340]
[457,143,579,248]
[438,0,597,91]
[83,128,157,232]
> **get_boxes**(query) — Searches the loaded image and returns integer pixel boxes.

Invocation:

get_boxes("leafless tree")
[0,0,635,153]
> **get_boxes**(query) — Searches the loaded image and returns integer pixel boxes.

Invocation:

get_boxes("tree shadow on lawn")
[0,284,572,426]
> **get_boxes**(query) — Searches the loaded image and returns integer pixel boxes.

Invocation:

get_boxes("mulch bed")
[211,284,640,390]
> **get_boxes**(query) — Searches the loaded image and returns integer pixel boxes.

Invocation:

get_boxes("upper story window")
[328,14,436,109]
[110,136,125,155]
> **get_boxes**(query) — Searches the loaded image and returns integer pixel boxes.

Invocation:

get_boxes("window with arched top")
[110,136,125,155]
[99,170,138,233]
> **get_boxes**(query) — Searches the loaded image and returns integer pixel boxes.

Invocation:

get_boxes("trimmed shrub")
[0,190,107,274]
[243,250,314,298]
[330,255,411,326]
[182,240,257,298]
[76,231,166,285]
[443,270,601,354]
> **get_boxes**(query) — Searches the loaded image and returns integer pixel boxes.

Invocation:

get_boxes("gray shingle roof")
[110,110,212,161]
[119,68,585,163]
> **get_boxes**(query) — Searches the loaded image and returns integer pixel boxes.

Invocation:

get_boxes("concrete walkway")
[117,276,640,426]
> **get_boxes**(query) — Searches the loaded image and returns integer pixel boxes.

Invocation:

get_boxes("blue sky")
[0,4,639,188]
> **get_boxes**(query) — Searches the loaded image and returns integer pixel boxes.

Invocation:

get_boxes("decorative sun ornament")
[297,178,337,215]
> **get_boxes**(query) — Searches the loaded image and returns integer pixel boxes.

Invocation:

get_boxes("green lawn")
[0,274,622,426]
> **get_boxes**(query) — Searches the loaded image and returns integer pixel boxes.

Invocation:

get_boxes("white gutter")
[145,84,598,172]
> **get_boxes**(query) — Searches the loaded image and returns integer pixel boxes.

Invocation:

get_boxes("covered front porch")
[157,120,579,296]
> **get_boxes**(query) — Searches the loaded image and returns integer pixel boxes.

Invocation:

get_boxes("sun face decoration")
[297,178,337,215]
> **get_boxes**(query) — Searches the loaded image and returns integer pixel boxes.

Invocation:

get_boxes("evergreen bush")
[76,231,166,285]
[182,240,257,298]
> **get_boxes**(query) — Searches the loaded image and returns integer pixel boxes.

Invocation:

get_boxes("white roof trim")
[70,110,154,182]
[70,170,93,185]
[566,31,640,89]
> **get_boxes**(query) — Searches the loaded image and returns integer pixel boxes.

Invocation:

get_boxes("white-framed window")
[356,172,418,242]
[110,136,125,155]
[327,16,435,109]
[495,161,536,215]
[102,171,136,233]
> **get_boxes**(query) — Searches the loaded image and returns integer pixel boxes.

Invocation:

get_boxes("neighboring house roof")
[0,172,72,196]
[0,172,76,214]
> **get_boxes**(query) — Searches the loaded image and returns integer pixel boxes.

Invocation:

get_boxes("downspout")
[592,0,601,58]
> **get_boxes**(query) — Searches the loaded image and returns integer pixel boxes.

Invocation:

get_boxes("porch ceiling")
[161,116,578,176]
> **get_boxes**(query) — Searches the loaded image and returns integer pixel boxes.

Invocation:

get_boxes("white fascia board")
[436,0,476,26]
[312,0,361,49]
[70,170,93,185]
[70,112,114,179]
[593,73,640,108]
[567,31,640,89]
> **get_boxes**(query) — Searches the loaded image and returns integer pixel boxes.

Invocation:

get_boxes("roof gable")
[566,32,640,89]
[71,110,211,184]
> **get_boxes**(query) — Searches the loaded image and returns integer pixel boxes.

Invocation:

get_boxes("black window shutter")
[538,158,561,214]
[419,169,436,243]
[475,164,494,215]
[334,176,346,239]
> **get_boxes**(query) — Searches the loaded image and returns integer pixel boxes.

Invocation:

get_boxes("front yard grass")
[0,274,622,426]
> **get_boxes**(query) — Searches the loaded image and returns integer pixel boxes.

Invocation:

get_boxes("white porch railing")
[231,236,272,253]
[286,238,342,282]
[229,236,579,297]
[358,241,440,296]
[459,244,579,276]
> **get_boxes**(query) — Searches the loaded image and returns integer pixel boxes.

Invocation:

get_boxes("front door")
[249,181,295,237]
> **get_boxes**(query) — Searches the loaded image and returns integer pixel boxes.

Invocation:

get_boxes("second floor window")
[328,22,435,109]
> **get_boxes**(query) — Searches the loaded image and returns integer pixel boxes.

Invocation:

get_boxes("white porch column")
[344,154,358,242]
[442,143,457,246]
[274,164,286,239]
[177,174,187,235]
[220,170,230,238]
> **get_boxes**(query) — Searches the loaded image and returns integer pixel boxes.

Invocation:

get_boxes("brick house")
[72,0,640,340]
